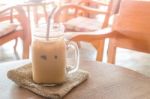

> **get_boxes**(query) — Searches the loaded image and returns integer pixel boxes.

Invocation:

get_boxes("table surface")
[1,60,150,99]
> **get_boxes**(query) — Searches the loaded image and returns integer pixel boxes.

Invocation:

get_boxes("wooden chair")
[0,6,31,59]
[54,0,114,61]
[107,0,150,64]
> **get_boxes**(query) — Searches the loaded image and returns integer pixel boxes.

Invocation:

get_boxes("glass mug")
[31,23,79,84]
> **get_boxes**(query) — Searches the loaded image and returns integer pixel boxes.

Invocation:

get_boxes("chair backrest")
[53,0,113,26]
[0,6,31,43]
[112,0,150,41]
[101,0,114,28]
[108,0,150,64]
[0,6,31,59]
[14,6,31,42]
[111,0,121,14]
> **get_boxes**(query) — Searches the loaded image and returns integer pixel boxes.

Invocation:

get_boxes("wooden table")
[1,60,150,99]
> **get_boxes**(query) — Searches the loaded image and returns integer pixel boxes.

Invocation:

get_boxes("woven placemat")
[7,63,89,99]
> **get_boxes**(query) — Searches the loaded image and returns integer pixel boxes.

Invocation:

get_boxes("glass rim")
[33,23,65,39]
[33,33,64,38]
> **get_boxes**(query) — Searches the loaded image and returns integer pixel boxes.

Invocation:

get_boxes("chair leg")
[22,41,30,59]
[33,6,39,27]
[107,39,116,64]
[77,41,81,48]
[13,38,20,59]
[14,38,18,52]
[43,5,48,23]
[92,40,105,61]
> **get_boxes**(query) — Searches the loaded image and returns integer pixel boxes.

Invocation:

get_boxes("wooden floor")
[1,39,150,77]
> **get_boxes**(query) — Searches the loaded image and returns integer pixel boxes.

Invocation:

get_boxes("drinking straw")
[46,5,58,40]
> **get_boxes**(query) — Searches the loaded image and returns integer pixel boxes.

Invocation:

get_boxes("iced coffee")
[31,23,79,84]
[32,37,67,84]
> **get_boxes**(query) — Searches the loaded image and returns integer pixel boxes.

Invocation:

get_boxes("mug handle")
[66,41,80,74]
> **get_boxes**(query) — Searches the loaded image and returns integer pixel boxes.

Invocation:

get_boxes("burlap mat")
[7,63,89,99]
